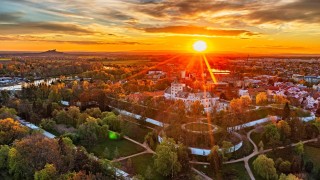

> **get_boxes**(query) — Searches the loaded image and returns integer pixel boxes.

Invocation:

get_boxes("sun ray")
[124,54,181,81]
[199,55,215,145]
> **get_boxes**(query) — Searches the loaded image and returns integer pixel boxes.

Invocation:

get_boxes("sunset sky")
[0,0,319,54]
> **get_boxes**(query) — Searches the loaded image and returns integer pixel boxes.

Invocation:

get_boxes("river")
[0,78,59,91]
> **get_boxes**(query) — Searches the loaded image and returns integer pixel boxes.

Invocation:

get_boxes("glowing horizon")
[0,0,319,54]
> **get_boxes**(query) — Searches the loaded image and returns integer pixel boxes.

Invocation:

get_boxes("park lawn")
[122,121,152,143]
[86,138,145,160]
[120,153,166,180]
[193,162,250,179]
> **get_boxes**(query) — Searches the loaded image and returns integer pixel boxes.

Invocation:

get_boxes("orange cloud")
[144,25,260,36]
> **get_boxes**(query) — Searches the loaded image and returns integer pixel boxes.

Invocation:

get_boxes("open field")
[102,60,152,65]
[120,153,166,180]
[193,162,250,179]
[122,121,152,143]
[85,138,145,160]
[0,58,11,61]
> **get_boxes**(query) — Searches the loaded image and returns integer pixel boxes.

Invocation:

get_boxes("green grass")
[86,138,145,160]
[194,162,250,179]
[121,153,166,180]
[184,123,213,132]
[122,121,152,143]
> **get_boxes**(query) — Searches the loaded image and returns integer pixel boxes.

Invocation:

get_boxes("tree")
[0,118,28,145]
[275,158,283,170]
[253,154,278,180]
[0,145,10,169]
[84,107,102,118]
[34,164,57,180]
[274,95,288,105]
[8,134,63,179]
[294,141,304,156]
[277,120,291,140]
[207,145,222,179]
[279,173,300,180]
[263,124,280,147]
[283,102,291,120]
[0,107,17,119]
[78,117,99,146]
[39,118,57,133]
[256,92,268,105]
[279,160,291,174]
[145,131,157,150]
[153,138,181,177]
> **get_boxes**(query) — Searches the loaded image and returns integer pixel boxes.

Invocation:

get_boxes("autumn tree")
[0,118,28,145]
[8,134,63,179]
[274,95,288,104]
[256,92,268,105]
[0,106,17,119]
[276,120,291,141]
[34,164,58,180]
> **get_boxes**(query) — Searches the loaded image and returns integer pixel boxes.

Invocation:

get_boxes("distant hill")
[38,49,64,56]
[0,49,67,57]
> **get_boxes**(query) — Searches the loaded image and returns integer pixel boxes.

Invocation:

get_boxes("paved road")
[190,128,318,180]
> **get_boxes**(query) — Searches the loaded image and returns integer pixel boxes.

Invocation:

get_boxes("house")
[239,89,249,97]
[164,82,223,112]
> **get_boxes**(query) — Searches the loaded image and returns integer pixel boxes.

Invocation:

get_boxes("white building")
[164,82,224,112]
[239,89,249,97]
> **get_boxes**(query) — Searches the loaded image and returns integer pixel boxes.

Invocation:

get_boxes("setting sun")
[193,40,207,52]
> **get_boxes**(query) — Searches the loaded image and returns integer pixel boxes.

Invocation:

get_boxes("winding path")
[191,128,318,180]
